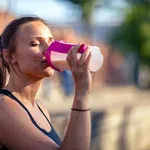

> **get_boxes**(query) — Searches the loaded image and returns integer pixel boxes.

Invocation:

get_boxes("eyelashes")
[30,39,53,47]
[31,43,40,47]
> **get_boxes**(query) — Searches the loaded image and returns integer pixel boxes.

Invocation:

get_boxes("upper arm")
[0,96,58,150]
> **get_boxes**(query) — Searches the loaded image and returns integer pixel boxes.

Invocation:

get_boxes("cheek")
[18,48,42,63]
[28,48,42,60]
[15,51,42,72]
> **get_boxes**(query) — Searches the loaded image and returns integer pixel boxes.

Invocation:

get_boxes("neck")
[5,73,42,106]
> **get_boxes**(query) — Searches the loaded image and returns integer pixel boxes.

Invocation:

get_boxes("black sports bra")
[0,89,61,150]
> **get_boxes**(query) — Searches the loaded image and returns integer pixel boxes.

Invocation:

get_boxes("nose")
[43,42,50,55]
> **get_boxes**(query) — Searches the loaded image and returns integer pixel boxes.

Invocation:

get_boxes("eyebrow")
[29,36,54,41]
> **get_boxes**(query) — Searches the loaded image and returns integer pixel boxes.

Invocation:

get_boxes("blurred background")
[0,0,150,150]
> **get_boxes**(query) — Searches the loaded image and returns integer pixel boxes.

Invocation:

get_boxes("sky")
[0,0,128,25]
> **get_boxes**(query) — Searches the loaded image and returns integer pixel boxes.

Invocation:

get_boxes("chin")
[43,67,55,77]
[31,67,55,78]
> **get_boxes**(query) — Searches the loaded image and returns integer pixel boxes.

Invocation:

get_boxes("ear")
[2,49,17,64]
[2,49,9,62]
[11,54,17,64]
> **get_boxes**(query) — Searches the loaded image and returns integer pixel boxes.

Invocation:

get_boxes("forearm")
[59,95,91,150]
[58,44,92,150]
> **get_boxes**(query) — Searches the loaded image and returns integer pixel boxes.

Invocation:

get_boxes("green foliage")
[64,0,101,24]
[109,3,150,66]
[126,0,150,5]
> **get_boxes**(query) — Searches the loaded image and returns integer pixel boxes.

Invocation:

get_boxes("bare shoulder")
[0,94,27,134]
[0,93,25,116]
[0,94,17,117]
[0,95,58,150]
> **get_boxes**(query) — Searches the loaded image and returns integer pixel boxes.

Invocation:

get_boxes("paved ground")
[36,85,150,115]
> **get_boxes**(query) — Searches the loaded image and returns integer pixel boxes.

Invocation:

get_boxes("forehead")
[16,21,52,40]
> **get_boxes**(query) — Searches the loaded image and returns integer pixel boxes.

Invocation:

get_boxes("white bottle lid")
[88,46,103,72]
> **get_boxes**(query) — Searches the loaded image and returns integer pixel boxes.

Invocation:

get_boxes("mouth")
[41,60,47,63]
[40,58,48,64]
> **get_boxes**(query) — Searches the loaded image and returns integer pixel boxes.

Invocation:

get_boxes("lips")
[41,60,47,63]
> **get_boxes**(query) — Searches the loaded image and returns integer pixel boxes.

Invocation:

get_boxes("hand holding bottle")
[66,44,92,99]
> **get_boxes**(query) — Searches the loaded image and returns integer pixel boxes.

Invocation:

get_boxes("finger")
[85,50,92,69]
[67,44,80,68]
[78,48,90,67]
[72,44,80,58]
[90,71,95,76]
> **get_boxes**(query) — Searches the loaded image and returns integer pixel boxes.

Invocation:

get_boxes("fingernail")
[78,44,87,53]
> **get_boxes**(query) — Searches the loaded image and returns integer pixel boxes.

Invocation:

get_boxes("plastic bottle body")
[45,41,103,72]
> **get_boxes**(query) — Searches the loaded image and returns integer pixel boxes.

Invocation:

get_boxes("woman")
[0,16,92,150]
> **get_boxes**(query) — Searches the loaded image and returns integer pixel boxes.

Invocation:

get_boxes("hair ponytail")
[0,63,6,89]
[0,35,5,89]
[0,36,10,89]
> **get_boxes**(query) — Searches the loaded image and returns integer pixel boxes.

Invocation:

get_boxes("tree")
[60,0,102,35]
[66,0,100,24]
[109,1,150,86]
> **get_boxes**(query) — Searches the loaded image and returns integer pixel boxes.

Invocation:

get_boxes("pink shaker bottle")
[45,40,103,72]
[44,40,86,72]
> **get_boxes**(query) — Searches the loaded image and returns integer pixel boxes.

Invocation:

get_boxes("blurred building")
[0,11,14,33]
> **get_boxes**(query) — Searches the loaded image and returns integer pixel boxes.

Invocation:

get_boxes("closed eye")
[31,43,40,47]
